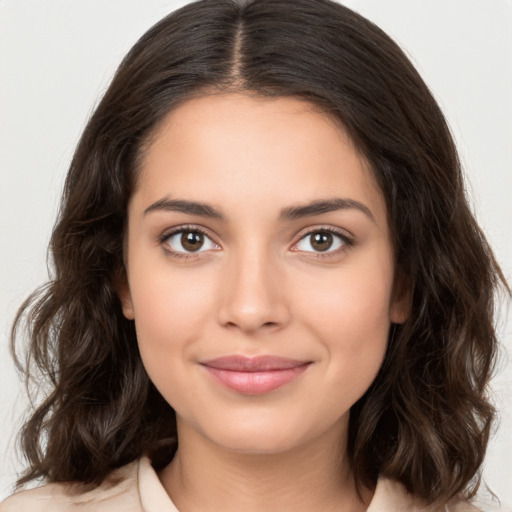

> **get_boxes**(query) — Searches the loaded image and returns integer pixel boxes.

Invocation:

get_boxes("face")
[121,93,407,455]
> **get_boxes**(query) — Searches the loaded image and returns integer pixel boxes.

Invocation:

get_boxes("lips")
[200,355,311,395]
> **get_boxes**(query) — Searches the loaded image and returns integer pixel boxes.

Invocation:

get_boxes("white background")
[1,0,511,506]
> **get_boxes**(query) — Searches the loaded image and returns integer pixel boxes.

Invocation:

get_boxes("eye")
[162,228,219,254]
[294,229,349,253]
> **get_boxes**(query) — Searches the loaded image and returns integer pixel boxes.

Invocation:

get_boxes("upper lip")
[201,355,311,372]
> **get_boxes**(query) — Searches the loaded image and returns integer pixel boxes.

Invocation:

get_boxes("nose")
[216,246,291,334]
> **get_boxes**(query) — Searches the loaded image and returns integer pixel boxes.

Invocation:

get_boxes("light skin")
[120,92,408,512]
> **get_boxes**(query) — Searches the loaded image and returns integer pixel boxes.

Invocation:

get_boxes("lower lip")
[203,364,310,395]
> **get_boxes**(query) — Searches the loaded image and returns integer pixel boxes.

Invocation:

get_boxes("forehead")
[132,93,386,225]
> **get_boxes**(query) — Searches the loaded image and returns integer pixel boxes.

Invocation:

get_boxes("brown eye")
[164,229,218,254]
[310,232,333,252]
[294,230,347,254]
[181,231,204,252]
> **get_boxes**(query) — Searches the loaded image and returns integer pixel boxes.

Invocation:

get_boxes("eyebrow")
[279,198,375,222]
[144,198,224,219]
[143,197,374,222]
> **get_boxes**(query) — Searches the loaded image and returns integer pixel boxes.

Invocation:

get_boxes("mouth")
[200,355,312,395]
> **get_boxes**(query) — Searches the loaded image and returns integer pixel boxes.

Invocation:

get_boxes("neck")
[158,417,373,512]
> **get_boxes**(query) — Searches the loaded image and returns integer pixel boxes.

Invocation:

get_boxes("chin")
[187,405,347,457]
[212,430,306,456]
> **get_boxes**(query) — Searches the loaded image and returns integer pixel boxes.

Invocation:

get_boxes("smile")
[200,356,312,395]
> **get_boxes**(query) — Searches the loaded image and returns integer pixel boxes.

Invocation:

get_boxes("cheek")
[296,254,394,388]
[301,255,394,336]
[127,265,214,383]
[131,259,212,327]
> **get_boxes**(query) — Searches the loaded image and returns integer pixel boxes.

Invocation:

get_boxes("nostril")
[221,318,282,333]
[216,273,291,332]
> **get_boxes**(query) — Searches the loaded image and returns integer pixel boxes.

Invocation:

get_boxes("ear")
[114,269,135,320]
[389,271,411,324]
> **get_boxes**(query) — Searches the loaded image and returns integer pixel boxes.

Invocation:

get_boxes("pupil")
[311,232,332,251]
[181,231,204,252]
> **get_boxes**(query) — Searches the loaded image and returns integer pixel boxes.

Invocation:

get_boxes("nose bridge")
[217,240,289,333]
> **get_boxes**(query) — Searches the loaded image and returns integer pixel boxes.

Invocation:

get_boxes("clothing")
[0,457,480,511]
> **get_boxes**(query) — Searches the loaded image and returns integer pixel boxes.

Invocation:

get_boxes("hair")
[11,0,508,507]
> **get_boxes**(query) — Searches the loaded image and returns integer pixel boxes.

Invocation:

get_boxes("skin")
[120,93,408,512]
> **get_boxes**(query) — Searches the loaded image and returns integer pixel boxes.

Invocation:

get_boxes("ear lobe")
[120,289,135,320]
[114,270,135,320]
[390,298,409,324]
[389,272,411,324]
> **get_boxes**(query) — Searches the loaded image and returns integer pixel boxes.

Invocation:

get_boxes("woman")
[2,0,508,510]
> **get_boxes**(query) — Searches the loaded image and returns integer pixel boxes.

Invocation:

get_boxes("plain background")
[1,0,511,506]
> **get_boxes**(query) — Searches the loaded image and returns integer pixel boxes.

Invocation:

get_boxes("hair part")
[12,0,508,506]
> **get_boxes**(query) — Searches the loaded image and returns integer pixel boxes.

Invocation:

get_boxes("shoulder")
[370,477,482,512]
[0,459,142,512]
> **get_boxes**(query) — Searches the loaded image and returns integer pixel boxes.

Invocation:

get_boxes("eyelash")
[293,226,354,259]
[159,225,354,260]
[159,224,218,260]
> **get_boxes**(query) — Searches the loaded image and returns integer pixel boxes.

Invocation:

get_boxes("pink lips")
[200,356,311,395]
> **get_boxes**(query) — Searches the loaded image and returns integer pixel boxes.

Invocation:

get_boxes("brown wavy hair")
[11,0,508,506]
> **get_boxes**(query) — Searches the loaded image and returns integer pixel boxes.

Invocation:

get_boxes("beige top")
[0,457,480,512]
